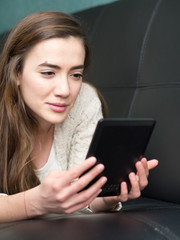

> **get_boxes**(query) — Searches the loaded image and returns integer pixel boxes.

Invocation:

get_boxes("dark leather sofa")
[1,0,180,239]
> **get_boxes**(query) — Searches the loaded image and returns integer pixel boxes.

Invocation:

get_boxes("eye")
[71,73,83,80]
[41,71,55,77]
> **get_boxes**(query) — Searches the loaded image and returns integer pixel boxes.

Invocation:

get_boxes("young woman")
[0,11,158,222]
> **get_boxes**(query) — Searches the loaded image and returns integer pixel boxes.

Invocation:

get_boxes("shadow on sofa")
[0,0,180,239]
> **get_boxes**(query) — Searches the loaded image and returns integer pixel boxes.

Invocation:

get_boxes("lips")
[47,102,69,112]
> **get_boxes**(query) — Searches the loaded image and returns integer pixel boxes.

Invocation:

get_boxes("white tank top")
[34,143,61,182]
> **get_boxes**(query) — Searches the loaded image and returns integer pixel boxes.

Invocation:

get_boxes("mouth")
[47,103,69,113]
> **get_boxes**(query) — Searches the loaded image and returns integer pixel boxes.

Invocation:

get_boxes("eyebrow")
[38,62,84,70]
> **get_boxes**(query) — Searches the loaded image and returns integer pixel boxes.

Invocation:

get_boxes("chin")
[49,116,67,125]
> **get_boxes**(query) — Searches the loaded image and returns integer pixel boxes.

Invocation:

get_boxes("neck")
[31,124,55,168]
[38,124,54,136]
[34,123,55,147]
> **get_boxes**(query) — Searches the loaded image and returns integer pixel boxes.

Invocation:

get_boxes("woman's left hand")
[89,158,158,212]
[118,157,158,202]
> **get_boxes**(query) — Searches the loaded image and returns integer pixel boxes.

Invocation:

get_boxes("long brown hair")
[0,11,95,194]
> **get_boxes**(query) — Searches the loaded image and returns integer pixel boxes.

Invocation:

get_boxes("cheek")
[20,73,48,98]
[71,82,82,101]
[20,80,44,109]
[20,79,37,99]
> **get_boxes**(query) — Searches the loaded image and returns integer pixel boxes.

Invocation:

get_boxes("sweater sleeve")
[67,83,103,169]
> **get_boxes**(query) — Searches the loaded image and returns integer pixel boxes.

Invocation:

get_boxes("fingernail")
[136,161,143,168]
[101,177,107,184]
[88,157,96,163]
[130,172,136,180]
[97,164,104,171]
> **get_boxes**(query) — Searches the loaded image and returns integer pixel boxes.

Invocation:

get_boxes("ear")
[16,72,21,86]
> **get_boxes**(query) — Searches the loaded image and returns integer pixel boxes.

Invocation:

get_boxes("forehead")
[24,37,85,65]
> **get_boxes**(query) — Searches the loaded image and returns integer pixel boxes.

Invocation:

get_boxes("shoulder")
[72,82,101,114]
[78,82,100,103]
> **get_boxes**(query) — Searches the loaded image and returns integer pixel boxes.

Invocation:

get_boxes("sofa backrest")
[75,0,180,203]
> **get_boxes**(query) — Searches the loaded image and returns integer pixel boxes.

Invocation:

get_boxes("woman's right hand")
[25,157,107,217]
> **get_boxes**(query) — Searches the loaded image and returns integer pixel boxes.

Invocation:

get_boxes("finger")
[55,157,97,188]
[71,176,107,205]
[119,182,128,202]
[51,157,98,191]
[136,161,148,190]
[70,157,98,179]
[147,159,159,170]
[69,157,98,180]
[63,188,102,214]
[140,158,149,176]
[57,176,107,212]
[70,163,106,195]
[128,172,141,199]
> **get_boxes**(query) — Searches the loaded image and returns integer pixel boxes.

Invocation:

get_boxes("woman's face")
[18,37,85,128]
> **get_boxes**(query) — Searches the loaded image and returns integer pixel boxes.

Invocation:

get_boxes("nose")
[53,75,70,98]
